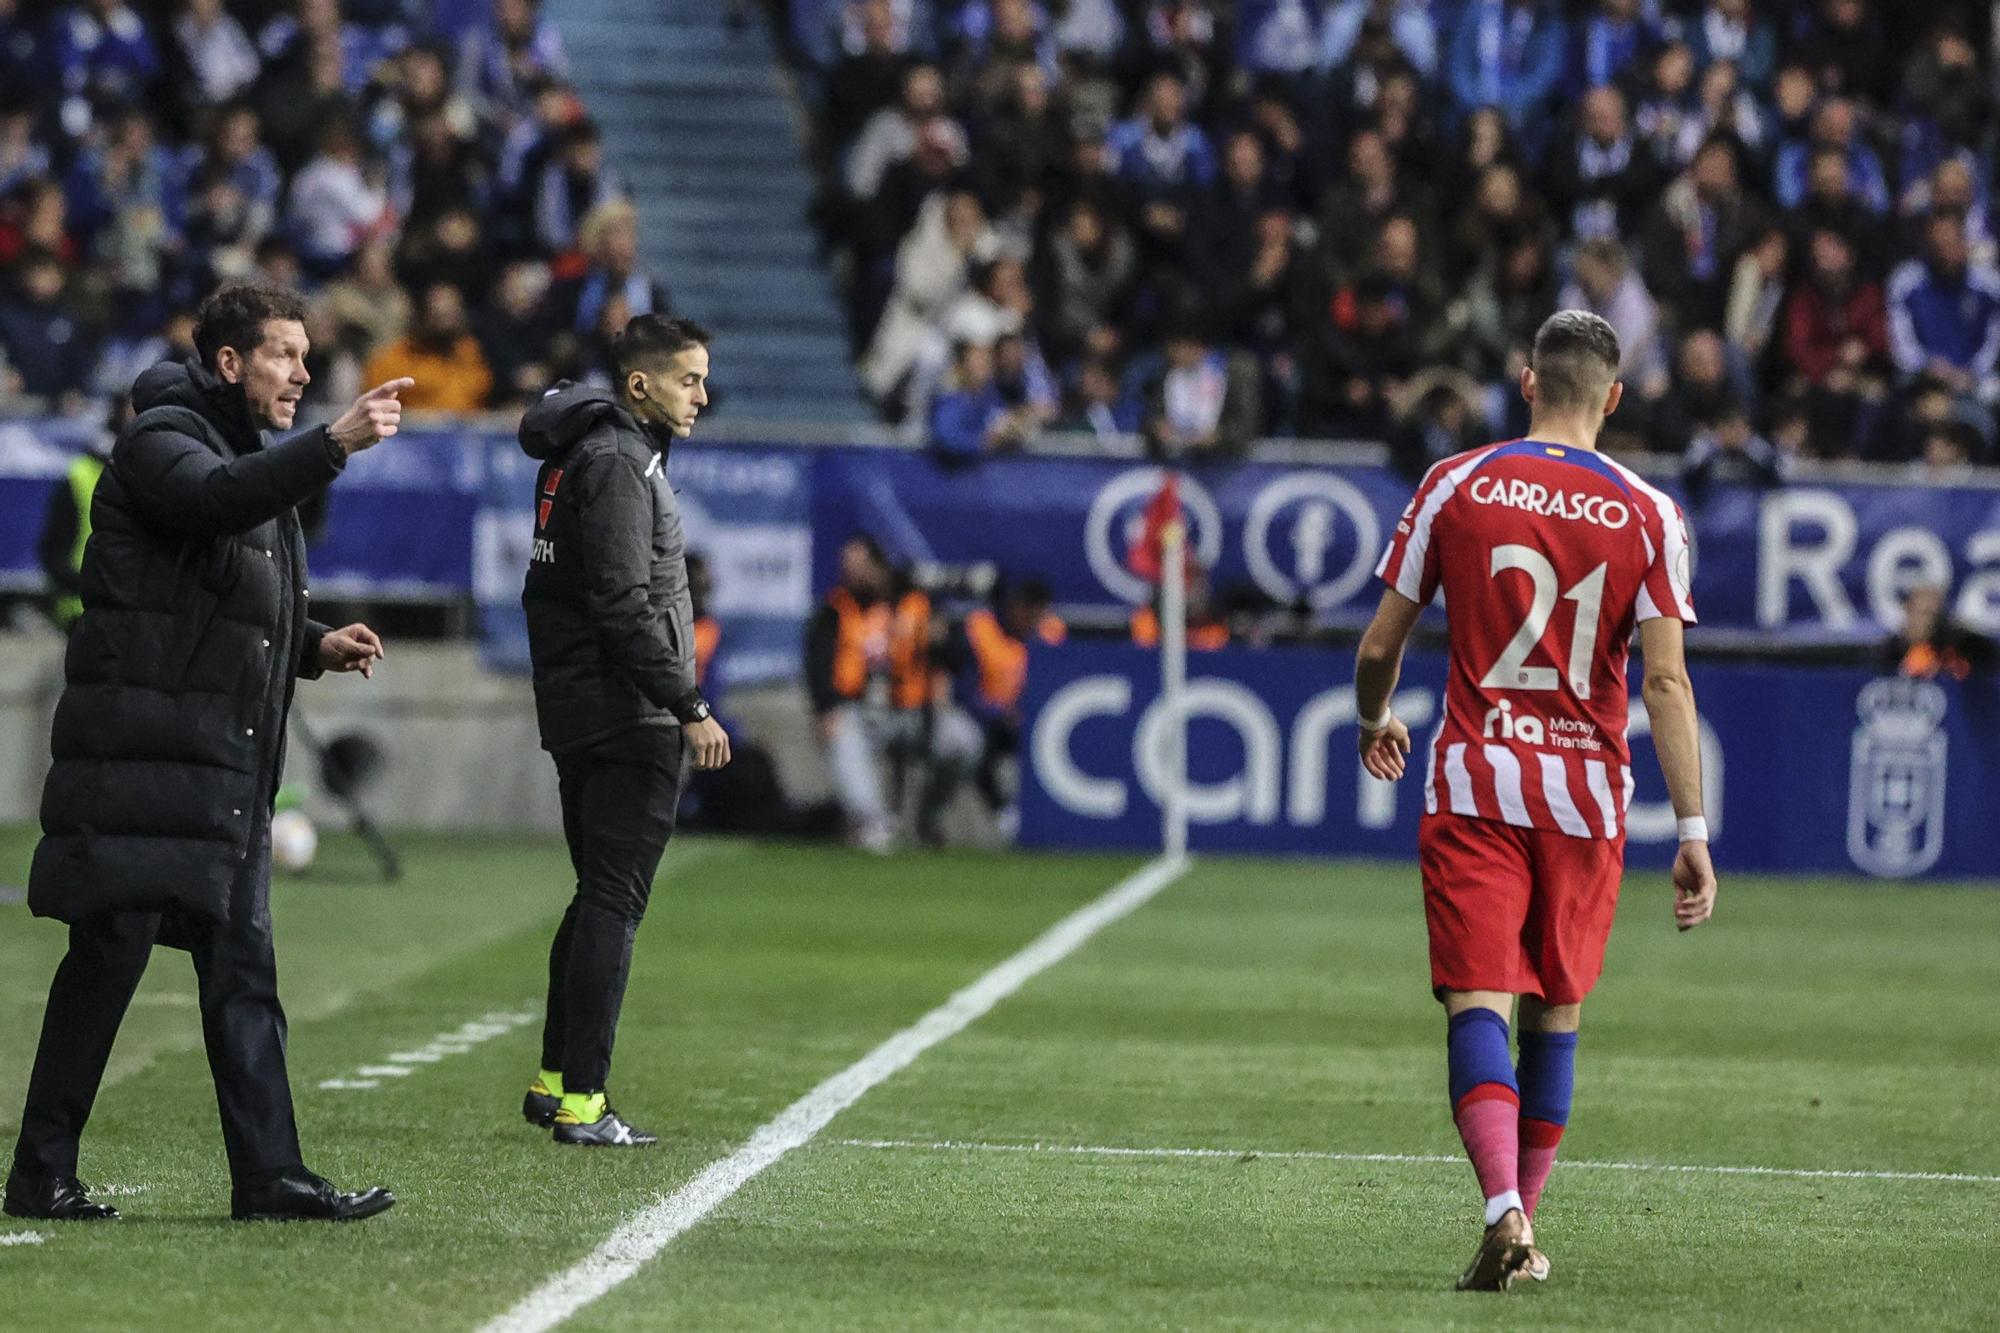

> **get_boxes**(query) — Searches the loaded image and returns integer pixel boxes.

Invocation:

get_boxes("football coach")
[4,284,405,1224]
[518,314,730,1146]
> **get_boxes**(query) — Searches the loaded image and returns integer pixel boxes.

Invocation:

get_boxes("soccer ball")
[271,809,319,874]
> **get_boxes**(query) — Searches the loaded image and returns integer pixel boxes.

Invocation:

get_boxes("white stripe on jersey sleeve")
[1444,743,1478,817]
[1605,455,1697,621]
[1376,447,1498,603]
[1538,754,1594,838]
[1483,745,1533,828]
[1620,764,1635,812]
[1585,760,1619,838]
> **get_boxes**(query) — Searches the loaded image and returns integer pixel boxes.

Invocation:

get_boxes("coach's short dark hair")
[613,315,711,379]
[1531,310,1622,412]
[194,283,307,370]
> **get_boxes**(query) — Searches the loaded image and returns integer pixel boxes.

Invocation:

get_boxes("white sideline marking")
[479,854,1193,1333]
[0,1231,46,1246]
[316,1009,537,1091]
[834,1138,2000,1186]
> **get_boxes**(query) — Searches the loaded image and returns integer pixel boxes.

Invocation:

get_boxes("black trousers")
[543,726,686,1094]
[12,827,303,1184]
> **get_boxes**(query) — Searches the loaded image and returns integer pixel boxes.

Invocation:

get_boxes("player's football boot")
[552,1098,658,1147]
[1455,1207,1537,1291]
[523,1075,560,1128]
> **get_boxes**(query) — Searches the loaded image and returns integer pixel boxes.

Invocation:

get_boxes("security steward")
[518,314,730,1147]
[5,283,404,1224]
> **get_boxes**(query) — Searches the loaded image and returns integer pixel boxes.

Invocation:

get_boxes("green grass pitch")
[2,827,1996,1330]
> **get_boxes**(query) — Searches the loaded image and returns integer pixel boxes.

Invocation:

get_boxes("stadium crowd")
[0,0,668,420]
[790,0,2000,474]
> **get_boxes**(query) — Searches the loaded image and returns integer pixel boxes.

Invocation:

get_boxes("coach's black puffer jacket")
[29,358,343,926]
[519,382,699,752]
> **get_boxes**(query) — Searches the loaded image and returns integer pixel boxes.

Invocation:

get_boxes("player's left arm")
[1639,615,1717,931]
[1354,588,1424,780]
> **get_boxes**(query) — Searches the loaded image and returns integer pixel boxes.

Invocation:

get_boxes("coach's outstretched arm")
[1355,588,1424,780]
[1639,616,1718,931]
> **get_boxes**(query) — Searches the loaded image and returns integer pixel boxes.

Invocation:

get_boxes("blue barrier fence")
[4,417,1998,674]
[1018,642,2000,881]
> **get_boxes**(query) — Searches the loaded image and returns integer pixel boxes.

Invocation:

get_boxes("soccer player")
[1353,311,1718,1290]
[517,314,731,1146]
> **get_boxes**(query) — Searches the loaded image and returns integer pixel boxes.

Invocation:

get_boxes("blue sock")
[1516,1030,1578,1126]
[1446,1008,1517,1109]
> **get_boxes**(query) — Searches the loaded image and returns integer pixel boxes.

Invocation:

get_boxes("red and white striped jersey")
[1374,440,1696,839]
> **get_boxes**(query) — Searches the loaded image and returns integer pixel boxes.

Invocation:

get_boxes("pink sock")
[1453,1084,1522,1220]
[1520,1118,1565,1218]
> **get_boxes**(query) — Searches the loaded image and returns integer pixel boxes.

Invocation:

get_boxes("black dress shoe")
[231,1168,396,1222]
[2,1171,119,1221]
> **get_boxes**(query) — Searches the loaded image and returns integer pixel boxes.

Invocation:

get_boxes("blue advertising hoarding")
[3,417,1997,658]
[1018,641,2000,880]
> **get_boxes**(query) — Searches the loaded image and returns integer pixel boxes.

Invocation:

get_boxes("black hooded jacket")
[520,381,702,752]
[29,358,343,926]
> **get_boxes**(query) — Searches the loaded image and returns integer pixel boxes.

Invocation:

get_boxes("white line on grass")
[834,1138,2000,1186]
[478,853,1193,1333]
[316,1009,537,1091]
[0,1231,46,1246]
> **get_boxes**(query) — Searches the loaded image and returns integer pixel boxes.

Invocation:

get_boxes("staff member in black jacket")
[518,314,730,1147]
[5,284,406,1224]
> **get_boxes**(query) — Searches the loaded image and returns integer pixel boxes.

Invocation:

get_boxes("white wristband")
[1358,707,1393,734]
[1676,816,1710,844]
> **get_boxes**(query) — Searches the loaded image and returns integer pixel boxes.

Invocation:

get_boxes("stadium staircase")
[546,0,871,426]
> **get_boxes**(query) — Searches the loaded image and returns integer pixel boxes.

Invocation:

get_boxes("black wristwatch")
[673,692,712,725]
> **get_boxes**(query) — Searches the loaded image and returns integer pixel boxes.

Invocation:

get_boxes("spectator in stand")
[1652,327,1743,452]
[546,199,667,336]
[0,177,81,270]
[1319,127,1434,284]
[1039,197,1133,366]
[1918,419,1986,473]
[822,0,916,157]
[364,280,491,412]
[286,115,389,278]
[1775,97,1889,216]
[863,185,997,405]
[532,118,621,255]
[258,0,406,99]
[1547,85,1661,243]
[930,338,1032,461]
[0,251,96,404]
[52,0,159,136]
[1561,237,1666,393]
[1672,57,1769,167]
[1901,157,1993,270]
[1143,321,1260,459]
[1888,212,2000,400]
[1724,225,1788,373]
[174,0,261,109]
[0,102,51,198]
[1319,0,1438,80]
[395,204,491,303]
[473,258,552,408]
[1569,0,1657,95]
[254,33,353,174]
[1430,229,1556,384]
[1686,0,1776,93]
[1899,23,1987,164]
[393,110,489,228]
[456,0,567,131]
[1793,0,1891,106]
[845,62,958,200]
[1682,404,1789,496]
[0,0,49,99]
[1783,226,1888,389]
[1299,270,1418,438]
[1446,0,1569,152]
[1106,69,1215,255]
[1631,39,1700,168]
[316,236,412,368]
[1057,354,1138,442]
[1881,583,1993,680]
[1639,134,1770,331]
[65,108,174,304]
